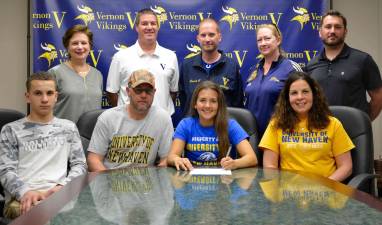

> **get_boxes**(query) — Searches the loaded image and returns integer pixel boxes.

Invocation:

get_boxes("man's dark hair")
[320,10,347,29]
[26,71,57,92]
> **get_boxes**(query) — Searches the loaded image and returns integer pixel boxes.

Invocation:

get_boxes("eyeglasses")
[133,87,154,95]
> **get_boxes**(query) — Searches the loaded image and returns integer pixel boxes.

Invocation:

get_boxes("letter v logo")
[268,13,283,25]
[125,12,137,29]
[90,50,103,67]
[304,50,318,62]
[233,50,248,67]
[52,11,67,29]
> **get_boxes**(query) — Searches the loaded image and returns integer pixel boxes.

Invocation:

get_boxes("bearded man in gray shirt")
[87,69,174,171]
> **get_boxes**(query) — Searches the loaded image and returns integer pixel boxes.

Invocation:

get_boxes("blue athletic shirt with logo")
[173,117,248,167]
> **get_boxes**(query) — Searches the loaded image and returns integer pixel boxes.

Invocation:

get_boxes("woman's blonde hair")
[247,23,283,82]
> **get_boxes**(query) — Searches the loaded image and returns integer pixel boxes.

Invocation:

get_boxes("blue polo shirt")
[244,56,301,136]
[179,51,244,116]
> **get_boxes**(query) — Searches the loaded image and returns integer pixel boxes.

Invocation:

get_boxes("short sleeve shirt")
[259,117,354,177]
[106,41,179,115]
[305,44,382,114]
[173,117,248,167]
[88,105,174,169]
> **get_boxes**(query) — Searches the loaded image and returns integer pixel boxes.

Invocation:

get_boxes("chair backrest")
[0,108,25,131]
[0,108,25,215]
[329,106,374,187]
[227,107,262,166]
[76,109,105,154]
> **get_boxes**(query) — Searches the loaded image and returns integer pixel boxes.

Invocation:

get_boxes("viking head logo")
[75,5,95,25]
[290,6,310,30]
[220,6,239,31]
[38,43,57,68]
[113,43,128,51]
[222,77,230,87]
[185,44,201,59]
[150,5,167,28]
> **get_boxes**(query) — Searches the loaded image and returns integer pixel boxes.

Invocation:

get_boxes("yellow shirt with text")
[259,116,354,177]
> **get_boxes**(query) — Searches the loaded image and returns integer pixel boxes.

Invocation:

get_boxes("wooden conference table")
[9,167,382,225]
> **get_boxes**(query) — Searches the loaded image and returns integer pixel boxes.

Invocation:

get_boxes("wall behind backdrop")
[31,0,328,121]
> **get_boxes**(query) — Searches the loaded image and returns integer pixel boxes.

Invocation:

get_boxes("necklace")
[67,61,90,77]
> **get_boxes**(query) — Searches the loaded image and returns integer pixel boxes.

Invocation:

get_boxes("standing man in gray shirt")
[87,69,174,171]
[0,72,87,219]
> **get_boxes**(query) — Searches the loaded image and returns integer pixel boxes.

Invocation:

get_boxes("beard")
[130,99,151,113]
[322,35,345,47]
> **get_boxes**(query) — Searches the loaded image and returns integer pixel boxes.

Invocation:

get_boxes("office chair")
[76,109,105,155]
[329,106,377,194]
[227,107,261,166]
[0,108,25,219]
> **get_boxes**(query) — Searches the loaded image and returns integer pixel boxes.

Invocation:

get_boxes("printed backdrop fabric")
[32,0,328,115]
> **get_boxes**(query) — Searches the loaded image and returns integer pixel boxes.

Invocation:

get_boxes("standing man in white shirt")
[106,8,179,115]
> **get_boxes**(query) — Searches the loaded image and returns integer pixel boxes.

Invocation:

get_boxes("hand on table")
[20,190,45,215]
[220,157,237,170]
[174,157,194,171]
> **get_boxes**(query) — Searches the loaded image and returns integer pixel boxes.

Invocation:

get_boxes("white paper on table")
[189,168,232,175]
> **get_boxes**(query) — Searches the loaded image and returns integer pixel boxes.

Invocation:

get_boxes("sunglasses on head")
[133,87,154,95]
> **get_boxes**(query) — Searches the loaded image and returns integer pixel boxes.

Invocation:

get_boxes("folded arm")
[262,149,279,169]
[87,152,107,172]
[328,151,352,182]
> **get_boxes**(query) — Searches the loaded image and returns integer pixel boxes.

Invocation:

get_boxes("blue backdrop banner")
[31,0,328,120]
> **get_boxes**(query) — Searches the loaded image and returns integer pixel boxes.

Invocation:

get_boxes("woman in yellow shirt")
[259,71,354,182]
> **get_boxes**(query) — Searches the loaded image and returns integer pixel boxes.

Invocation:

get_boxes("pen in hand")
[221,146,232,170]
[226,145,232,158]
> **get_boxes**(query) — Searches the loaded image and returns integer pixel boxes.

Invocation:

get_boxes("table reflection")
[90,167,174,225]
[259,169,348,209]
[43,167,382,225]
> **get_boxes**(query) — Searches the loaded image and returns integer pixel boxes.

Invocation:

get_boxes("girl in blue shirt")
[167,81,257,170]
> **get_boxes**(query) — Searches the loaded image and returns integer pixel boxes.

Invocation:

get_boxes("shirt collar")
[319,43,350,61]
[192,50,226,68]
[135,41,160,57]
[259,54,284,68]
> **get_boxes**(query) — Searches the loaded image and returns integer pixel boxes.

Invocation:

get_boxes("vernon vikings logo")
[222,77,230,88]
[150,5,167,28]
[38,43,57,67]
[113,43,128,51]
[185,44,201,59]
[290,6,310,30]
[75,5,95,25]
[220,6,239,30]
